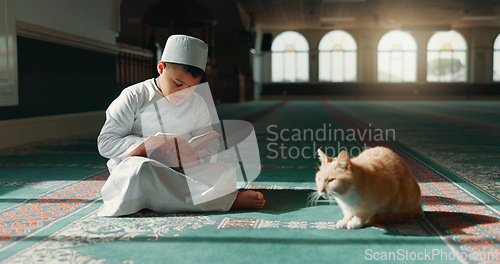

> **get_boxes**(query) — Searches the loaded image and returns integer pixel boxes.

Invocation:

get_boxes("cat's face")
[315,149,353,197]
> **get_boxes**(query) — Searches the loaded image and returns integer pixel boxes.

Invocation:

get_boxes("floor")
[0,100,499,263]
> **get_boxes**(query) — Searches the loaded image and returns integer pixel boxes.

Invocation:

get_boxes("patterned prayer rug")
[321,101,500,263]
[1,100,499,263]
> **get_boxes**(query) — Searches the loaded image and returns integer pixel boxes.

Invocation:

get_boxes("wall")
[0,36,117,120]
[0,0,18,106]
[261,82,500,99]
[0,0,121,149]
[16,0,120,45]
[252,27,500,97]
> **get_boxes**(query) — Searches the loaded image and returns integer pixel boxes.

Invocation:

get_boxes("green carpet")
[1,100,499,263]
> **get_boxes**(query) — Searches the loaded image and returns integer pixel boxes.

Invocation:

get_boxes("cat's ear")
[337,150,351,170]
[317,149,332,165]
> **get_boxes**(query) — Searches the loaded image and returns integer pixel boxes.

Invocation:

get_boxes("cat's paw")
[336,219,349,229]
[346,217,364,229]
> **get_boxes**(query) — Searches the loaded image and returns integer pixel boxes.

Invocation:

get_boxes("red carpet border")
[1,100,498,263]
[0,171,108,252]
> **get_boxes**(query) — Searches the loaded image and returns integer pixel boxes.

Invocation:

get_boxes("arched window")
[378,30,417,82]
[494,34,500,82]
[319,30,357,82]
[427,30,467,82]
[271,31,309,82]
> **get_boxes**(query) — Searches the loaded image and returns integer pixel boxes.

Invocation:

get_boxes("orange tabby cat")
[314,147,423,229]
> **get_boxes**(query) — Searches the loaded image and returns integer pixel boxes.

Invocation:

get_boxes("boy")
[97,35,265,216]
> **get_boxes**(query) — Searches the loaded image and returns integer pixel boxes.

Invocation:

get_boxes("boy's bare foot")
[231,190,265,210]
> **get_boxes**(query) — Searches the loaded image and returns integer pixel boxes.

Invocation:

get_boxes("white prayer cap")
[161,35,208,71]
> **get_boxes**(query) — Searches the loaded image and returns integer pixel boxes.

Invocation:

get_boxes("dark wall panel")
[0,36,118,120]
[261,82,500,98]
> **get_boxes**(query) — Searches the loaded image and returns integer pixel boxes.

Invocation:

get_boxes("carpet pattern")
[1,100,499,263]
[331,100,500,198]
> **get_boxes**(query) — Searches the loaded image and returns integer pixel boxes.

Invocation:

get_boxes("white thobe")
[97,78,237,216]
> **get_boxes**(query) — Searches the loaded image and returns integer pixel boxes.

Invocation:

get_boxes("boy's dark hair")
[165,62,204,78]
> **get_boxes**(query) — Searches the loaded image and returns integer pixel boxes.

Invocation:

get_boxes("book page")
[189,130,221,148]
[125,130,220,160]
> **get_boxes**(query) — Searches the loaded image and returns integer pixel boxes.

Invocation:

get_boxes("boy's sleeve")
[193,100,219,160]
[97,89,144,159]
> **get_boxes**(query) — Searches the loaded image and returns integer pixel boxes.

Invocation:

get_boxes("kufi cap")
[161,35,208,71]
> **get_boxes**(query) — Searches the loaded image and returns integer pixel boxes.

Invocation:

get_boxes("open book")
[124,130,221,159]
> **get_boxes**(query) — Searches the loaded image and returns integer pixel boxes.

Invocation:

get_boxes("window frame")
[377,30,418,83]
[493,34,500,82]
[318,30,357,82]
[271,31,310,83]
[426,30,468,82]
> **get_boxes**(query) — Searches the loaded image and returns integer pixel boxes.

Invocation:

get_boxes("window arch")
[427,30,467,82]
[319,30,357,82]
[378,30,417,82]
[494,34,500,82]
[271,31,309,82]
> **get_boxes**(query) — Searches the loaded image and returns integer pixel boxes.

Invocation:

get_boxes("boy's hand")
[177,149,200,168]
[163,148,199,169]
[148,139,200,169]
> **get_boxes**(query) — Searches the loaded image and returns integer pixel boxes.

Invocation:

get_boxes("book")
[124,130,221,159]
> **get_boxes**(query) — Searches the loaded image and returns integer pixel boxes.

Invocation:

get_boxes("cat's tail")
[367,209,424,224]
